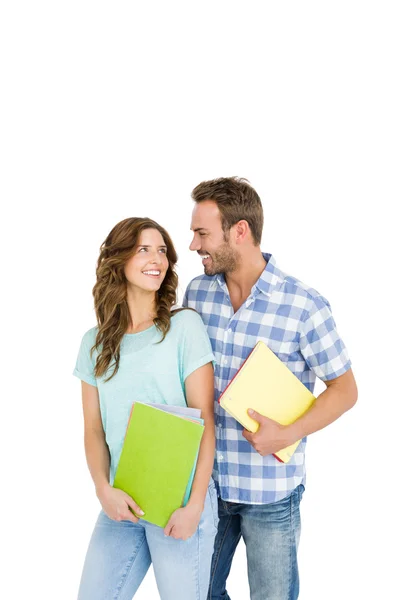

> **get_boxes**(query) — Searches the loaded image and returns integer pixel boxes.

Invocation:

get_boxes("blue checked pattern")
[183,253,351,504]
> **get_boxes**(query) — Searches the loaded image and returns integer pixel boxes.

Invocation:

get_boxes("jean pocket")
[297,483,305,502]
[207,481,219,531]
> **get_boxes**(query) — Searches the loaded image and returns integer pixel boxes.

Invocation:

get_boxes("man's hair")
[191,177,264,245]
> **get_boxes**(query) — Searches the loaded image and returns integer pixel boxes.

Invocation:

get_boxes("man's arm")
[289,367,357,439]
[243,368,357,457]
[182,286,189,307]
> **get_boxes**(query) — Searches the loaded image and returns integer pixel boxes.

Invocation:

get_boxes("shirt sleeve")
[73,329,98,387]
[299,295,352,381]
[178,310,215,381]
[182,285,189,308]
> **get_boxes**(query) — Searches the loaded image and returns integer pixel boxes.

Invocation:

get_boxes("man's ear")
[234,220,250,244]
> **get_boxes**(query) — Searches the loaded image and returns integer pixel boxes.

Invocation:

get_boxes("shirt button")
[218,454,224,461]
[223,358,228,365]
[218,423,222,428]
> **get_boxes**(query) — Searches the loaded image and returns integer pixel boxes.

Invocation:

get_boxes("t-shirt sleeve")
[299,295,352,381]
[178,310,215,381]
[73,329,98,387]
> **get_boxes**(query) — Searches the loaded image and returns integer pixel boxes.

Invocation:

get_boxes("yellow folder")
[219,341,315,463]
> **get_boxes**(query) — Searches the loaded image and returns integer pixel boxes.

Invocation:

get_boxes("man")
[183,177,357,600]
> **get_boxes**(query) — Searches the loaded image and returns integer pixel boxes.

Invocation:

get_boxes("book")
[147,403,202,420]
[113,402,204,527]
[219,340,315,463]
[125,402,203,506]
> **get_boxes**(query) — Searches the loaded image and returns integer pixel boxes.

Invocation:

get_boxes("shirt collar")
[254,253,285,297]
[215,253,285,298]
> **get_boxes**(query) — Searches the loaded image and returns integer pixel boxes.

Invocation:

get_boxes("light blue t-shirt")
[73,309,214,484]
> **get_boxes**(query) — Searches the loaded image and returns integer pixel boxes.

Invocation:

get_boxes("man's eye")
[199,233,206,237]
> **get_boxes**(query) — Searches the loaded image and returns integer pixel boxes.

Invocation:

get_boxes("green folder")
[113,402,205,528]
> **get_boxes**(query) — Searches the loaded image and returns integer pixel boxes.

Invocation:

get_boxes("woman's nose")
[150,252,162,264]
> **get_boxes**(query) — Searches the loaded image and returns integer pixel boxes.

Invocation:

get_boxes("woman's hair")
[92,217,178,381]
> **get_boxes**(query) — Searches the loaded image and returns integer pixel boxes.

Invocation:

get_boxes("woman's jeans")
[208,484,304,600]
[78,481,219,600]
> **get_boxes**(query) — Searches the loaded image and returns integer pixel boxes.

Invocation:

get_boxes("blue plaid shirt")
[183,253,351,504]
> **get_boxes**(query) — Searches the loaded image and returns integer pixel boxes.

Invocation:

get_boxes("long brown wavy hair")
[92,217,179,381]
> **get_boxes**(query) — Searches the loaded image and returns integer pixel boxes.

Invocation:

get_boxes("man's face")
[189,200,239,276]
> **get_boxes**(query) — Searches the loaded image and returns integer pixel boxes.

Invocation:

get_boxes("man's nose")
[189,236,200,251]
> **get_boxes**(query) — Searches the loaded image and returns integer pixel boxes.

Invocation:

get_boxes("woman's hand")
[96,483,144,523]
[164,504,203,540]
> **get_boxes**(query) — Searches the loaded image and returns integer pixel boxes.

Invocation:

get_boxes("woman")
[73,217,218,600]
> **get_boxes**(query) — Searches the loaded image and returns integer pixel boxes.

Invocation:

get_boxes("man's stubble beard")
[204,241,240,276]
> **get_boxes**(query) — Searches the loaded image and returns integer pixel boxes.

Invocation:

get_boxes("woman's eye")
[159,248,167,254]
[139,247,147,252]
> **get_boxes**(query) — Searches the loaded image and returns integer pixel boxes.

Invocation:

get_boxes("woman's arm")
[185,362,215,510]
[164,362,215,539]
[81,381,110,493]
[81,381,144,522]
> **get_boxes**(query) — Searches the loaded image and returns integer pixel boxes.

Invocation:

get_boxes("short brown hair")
[191,177,264,245]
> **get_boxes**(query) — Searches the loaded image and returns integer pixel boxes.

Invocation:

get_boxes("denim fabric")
[208,484,304,600]
[78,481,219,600]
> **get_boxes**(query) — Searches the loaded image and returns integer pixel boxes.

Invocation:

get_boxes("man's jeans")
[78,481,219,600]
[208,484,304,600]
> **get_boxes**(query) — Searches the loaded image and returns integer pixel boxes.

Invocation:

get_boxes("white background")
[1,1,399,599]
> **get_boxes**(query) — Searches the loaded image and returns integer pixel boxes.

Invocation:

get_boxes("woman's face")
[124,228,169,293]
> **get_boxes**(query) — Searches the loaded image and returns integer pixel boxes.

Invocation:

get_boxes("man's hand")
[242,409,296,457]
